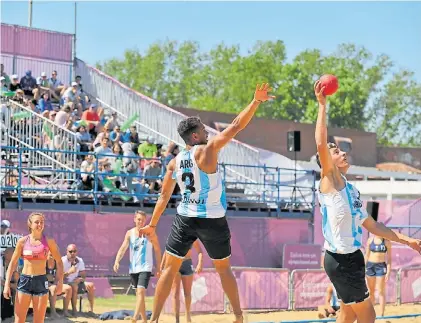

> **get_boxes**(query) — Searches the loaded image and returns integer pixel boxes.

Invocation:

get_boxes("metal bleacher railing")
[0,147,316,213]
[1,99,79,196]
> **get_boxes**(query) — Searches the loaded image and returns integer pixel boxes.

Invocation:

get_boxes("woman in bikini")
[3,212,64,323]
[365,235,392,317]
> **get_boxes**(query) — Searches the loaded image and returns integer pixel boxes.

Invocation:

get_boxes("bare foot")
[50,311,60,319]
[186,314,192,323]
[63,311,73,318]
[233,314,243,323]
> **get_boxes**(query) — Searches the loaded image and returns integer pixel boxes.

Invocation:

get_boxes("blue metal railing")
[0,146,316,213]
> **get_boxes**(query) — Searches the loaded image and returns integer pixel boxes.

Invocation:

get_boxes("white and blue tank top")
[174,146,227,218]
[317,175,368,254]
[129,229,153,273]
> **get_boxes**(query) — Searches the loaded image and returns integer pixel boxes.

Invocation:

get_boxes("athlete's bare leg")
[149,252,183,323]
[213,258,243,323]
[181,274,194,323]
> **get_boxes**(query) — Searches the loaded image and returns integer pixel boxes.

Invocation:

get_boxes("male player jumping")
[140,83,275,323]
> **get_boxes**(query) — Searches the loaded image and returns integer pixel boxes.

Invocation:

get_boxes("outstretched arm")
[204,83,274,156]
[314,81,334,174]
[362,217,421,253]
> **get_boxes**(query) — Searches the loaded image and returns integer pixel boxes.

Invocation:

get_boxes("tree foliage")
[96,40,420,147]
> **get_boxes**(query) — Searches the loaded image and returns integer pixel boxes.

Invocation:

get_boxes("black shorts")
[366,262,387,277]
[324,250,369,305]
[17,274,49,296]
[166,214,231,260]
[179,259,194,276]
[130,272,152,289]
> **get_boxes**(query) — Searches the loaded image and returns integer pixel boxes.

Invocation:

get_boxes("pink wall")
[1,23,73,62]
[1,210,310,274]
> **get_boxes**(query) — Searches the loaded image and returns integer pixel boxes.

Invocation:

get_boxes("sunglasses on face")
[67,250,77,253]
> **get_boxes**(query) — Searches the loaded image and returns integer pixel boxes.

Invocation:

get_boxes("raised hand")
[314,80,326,106]
[254,83,275,103]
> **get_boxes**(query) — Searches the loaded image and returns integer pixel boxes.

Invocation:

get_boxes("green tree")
[97,40,420,147]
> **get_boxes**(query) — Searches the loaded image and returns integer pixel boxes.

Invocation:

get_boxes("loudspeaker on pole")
[287,131,301,152]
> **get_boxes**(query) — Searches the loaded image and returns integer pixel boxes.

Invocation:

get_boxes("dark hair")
[177,117,202,144]
[316,142,338,168]
[31,99,38,105]
[75,75,82,80]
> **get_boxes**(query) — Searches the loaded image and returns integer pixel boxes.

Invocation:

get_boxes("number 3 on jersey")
[182,172,196,193]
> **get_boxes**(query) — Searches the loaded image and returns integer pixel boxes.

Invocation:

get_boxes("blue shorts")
[366,262,387,277]
[179,259,194,276]
[17,274,49,296]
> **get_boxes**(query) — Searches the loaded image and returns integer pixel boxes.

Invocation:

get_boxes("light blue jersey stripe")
[220,182,227,211]
[344,183,362,247]
[322,205,336,252]
[197,170,210,218]
[140,238,147,265]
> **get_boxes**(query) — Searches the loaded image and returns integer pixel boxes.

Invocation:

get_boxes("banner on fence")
[234,268,289,310]
[162,271,225,314]
[283,244,322,270]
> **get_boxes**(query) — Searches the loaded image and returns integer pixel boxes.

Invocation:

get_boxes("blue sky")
[2,1,421,81]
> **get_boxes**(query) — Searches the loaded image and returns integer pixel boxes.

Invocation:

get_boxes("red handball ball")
[319,74,339,96]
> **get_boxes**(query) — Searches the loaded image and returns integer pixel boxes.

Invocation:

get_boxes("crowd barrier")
[144,267,421,313]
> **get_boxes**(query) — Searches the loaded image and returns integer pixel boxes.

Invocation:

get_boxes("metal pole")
[73,1,77,59]
[28,0,33,27]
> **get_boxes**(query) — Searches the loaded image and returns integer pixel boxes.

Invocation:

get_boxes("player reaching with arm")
[314,80,421,323]
[140,83,275,323]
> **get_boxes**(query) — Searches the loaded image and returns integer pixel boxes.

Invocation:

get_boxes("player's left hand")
[407,238,421,254]
[254,83,275,103]
[195,262,203,274]
[139,225,155,236]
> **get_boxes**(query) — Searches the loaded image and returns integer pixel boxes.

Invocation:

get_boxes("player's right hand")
[139,225,155,236]
[3,285,11,299]
[254,83,275,103]
[113,263,119,273]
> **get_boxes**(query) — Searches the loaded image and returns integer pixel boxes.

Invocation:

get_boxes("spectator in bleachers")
[141,158,162,194]
[74,75,89,109]
[82,104,101,136]
[95,137,113,161]
[163,142,180,175]
[35,72,50,100]
[105,111,119,131]
[19,70,37,98]
[108,143,123,166]
[46,251,73,318]
[110,125,127,144]
[55,104,72,127]
[62,244,95,316]
[8,75,21,92]
[48,70,65,101]
[92,128,110,148]
[62,82,83,116]
[122,142,139,202]
[0,64,10,86]
[80,154,95,191]
[138,136,158,159]
[28,98,40,114]
[13,89,25,104]
[127,126,140,150]
[76,125,92,154]
[38,92,53,114]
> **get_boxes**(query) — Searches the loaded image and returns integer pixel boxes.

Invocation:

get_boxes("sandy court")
[5,303,415,323]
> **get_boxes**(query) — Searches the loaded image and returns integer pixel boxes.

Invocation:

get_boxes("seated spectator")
[92,128,110,148]
[104,111,119,130]
[163,142,180,175]
[19,70,37,97]
[62,82,83,116]
[127,126,140,150]
[48,70,65,101]
[38,92,53,114]
[109,125,127,144]
[122,142,139,201]
[62,244,95,316]
[55,104,72,127]
[76,125,92,155]
[141,158,163,194]
[8,75,21,92]
[74,75,89,109]
[0,64,10,87]
[108,143,123,167]
[318,284,341,319]
[95,137,113,161]
[138,136,157,169]
[82,104,101,136]
[79,154,95,190]
[35,71,49,100]
[28,98,40,114]
[13,89,25,104]
[46,251,73,318]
